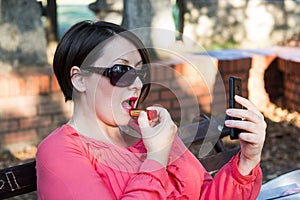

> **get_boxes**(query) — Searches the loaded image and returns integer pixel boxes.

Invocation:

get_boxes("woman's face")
[85,36,144,126]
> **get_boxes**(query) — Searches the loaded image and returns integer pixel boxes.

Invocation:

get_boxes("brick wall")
[0,68,73,149]
[277,47,300,111]
[207,50,252,116]
[0,47,299,148]
[143,56,219,124]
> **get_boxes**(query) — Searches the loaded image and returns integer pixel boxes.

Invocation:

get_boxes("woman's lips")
[122,97,138,113]
[128,97,138,108]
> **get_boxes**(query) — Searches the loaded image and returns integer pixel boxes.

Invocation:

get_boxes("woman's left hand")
[225,95,267,175]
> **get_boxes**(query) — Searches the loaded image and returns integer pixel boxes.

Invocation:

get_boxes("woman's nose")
[129,77,143,90]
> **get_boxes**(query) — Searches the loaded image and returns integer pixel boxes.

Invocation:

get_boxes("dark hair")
[53,20,151,103]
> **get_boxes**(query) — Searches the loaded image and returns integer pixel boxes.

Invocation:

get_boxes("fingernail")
[226,109,232,114]
[235,95,242,99]
[225,120,231,126]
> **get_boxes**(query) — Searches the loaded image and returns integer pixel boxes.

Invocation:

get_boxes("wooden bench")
[180,114,240,172]
[0,114,239,199]
[0,160,36,199]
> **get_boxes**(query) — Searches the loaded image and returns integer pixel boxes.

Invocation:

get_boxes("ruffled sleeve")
[199,153,262,200]
[163,135,262,200]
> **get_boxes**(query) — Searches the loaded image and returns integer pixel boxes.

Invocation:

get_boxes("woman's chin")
[114,115,131,126]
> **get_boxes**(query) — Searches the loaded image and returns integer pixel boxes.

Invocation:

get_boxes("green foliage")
[207,39,239,50]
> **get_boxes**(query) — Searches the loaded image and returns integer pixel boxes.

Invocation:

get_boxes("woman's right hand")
[138,106,177,167]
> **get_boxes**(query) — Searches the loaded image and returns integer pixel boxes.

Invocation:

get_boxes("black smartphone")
[228,76,243,140]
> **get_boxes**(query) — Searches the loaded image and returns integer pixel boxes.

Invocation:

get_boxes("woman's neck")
[68,106,139,148]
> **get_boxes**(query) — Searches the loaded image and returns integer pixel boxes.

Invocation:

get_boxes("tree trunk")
[0,0,47,71]
[122,0,175,59]
[46,0,58,43]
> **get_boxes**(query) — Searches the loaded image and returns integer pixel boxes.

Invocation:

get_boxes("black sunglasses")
[81,64,149,87]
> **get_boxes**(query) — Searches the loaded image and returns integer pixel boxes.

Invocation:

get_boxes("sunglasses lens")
[110,65,135,87]
[111,65,148,87]
[137,68,148,83]
[82,65,148,87]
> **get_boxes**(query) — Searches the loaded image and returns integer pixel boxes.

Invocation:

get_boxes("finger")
[147,106,170,123]
[137,111,150,129]
[145,109,159,122]
[145,106,161,124]
[235,95,262,117]
[239,132,257,143]
[225,119,257,133]
[226,109,262,123]
[239,132,265,145]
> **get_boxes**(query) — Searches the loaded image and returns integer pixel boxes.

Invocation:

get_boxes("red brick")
[193,86,210,97]
[294,75,300,83]
[51,75,61,92]
[213,83,226,95]
[39,75,50,94]
[285,90,293,101]
[27,76,40,95]
[228,60,236,73]
[0,77,10,97]
[178,62,199,78]
[152,67,166,81]
[0,104,37,120]
[169,109,181,122]
[38,102,64,115]
[3,129,37,144]
[19,78,27,96]
[165,65,176,80]
[176,87,189,98]
[200,104,211,114]
[172,74,193,88]
[160,90,176,100]
[179,97,199,108]
[284,60,300,75]
[149,83,163,91]
[238,58,251,72]
[198,94,212,106]
[211,102,227,115]
[277,58,286,72]
[217,60,228,72]
[145,91,160,102]
[19,116,52,129]
[0,120,19,133]
[168,78,182,91]
[9,77,21,96]
[53,114,69,125]
[171,99,181,109]
[173,63,184,74]
[37,125,59,139]
[154,101,171,109]
[49,92,66,103]
[186,107,202,118]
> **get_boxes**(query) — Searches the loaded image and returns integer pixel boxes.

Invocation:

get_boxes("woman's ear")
[70,66,86,92]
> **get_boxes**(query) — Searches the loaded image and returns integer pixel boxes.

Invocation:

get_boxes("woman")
[36,20,267,199]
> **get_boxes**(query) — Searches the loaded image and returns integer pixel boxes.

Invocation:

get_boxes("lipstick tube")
[130,109,143,117]
[130,109,157,120]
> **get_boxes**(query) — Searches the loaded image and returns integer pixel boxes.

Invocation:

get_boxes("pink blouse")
[36,125,262,199]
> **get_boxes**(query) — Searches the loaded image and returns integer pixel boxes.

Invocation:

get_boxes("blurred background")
[0,0,300,199]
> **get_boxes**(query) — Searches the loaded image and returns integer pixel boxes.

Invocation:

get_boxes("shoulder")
[36,125,85,163]
[37,125,74,149]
